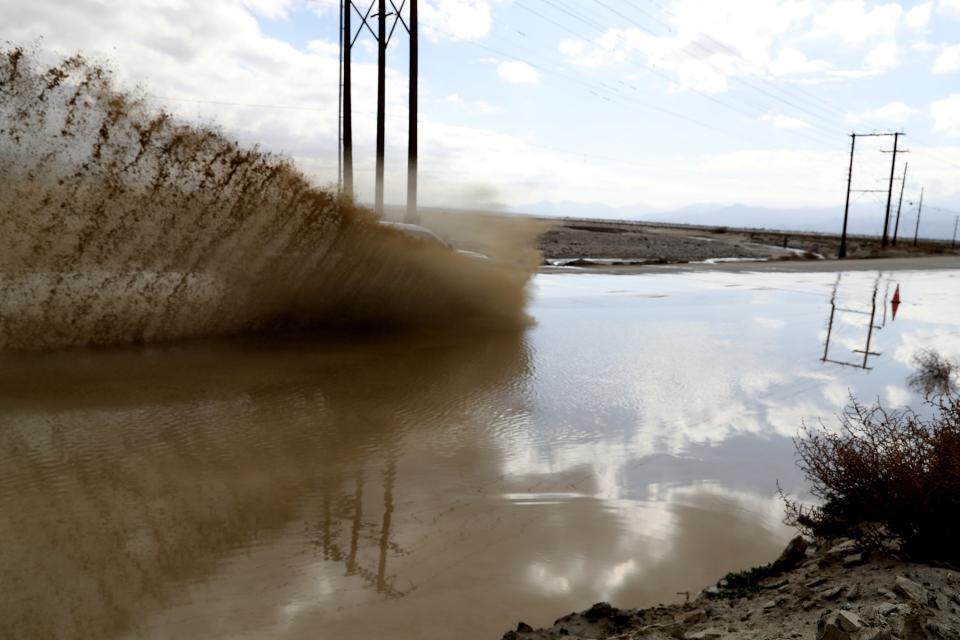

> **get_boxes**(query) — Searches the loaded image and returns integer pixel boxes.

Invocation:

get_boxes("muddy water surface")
[2,267,959,640]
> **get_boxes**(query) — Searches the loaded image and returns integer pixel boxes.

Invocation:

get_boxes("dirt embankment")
[537,219,959,266]
[502,537,960,640]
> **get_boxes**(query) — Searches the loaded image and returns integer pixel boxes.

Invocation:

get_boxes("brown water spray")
[0,46,539,350]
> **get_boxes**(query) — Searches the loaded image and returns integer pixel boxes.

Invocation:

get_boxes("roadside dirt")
[502,537,960,640]
[536,218,959,266]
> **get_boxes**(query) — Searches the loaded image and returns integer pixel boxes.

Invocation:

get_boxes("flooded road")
[2,267,959,640]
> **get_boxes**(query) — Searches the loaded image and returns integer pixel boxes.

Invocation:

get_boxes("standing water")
[2,267,959,639]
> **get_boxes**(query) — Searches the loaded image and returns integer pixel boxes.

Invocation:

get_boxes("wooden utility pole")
[892,162,907,246]
[342,0,353,197]
[839,133,855,258]
[953,216,959,249]
[375,0,386,216]
[881,133,904,248]
[405,0,418,223]
[913,187,924,247]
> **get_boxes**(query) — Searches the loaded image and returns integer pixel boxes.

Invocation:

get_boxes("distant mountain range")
[507,201,959,241]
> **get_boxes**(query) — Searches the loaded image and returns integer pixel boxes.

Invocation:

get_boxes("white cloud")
[931,94,960,136]
[846,101,913,124]
[241,0,298,19]
[939,0,960,18]
[884,385,911,407]
[768,48,832,76]
[807,0,902,44]
[445,93,501,113]
[865,40,900,72]
[933,43,960,73]
[761,113,811,129]
[558,1,822,93]
[420,0,495,42]
[496,60,540,85]
[905,2,933,29]
[911,39,938,52]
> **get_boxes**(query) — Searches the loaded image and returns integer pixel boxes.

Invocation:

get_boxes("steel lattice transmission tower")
[339,0,418,222]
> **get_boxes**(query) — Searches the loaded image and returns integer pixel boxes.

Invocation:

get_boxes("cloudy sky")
[2,0,959,218]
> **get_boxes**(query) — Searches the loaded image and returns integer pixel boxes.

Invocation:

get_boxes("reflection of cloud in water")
[885,384,912,407]
[4,267,960,640]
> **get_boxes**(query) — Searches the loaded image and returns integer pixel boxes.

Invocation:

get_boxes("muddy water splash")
[0,47,537,350]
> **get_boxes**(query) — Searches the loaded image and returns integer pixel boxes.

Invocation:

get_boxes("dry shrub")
[784,396,960,563]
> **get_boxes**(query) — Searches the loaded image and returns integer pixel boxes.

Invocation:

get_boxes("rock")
[894,576,929,604]
[877,603,899,616]
[835,611,865,632]
[516,622,533,632]
[818,610,876,640]
[831,539,858,554]
[818,610,853,640]
[926,621,957,638]
[877,588,897,600]
[821,586,845,600]
[773,535,810,571]
[932,593,951,611]
[847,584,863,601]
[763,597,785,610]
[855,630,891,640]
[898,610,929,640]
[682,610,706,625]
[807,577,829,588]
[844,553,865,567]
[686,628,723,640]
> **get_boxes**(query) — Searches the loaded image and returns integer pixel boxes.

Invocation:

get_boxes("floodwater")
[2,267,958,640]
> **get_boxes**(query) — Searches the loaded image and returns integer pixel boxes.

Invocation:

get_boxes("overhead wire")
[589,0,845,133]
[512,0,843,150]
[596,0,960,182]
[623,0,852,122]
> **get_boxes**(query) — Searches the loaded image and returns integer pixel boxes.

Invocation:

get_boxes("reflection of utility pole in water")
[346,468,365,576]
[376,453,397,594]
[821,274,884,370]
[321,486,333,561]
[822,274,841,362]
[854,278,882,369]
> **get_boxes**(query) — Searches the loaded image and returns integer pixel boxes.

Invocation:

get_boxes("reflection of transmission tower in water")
[821,273,890,370]
[313,450,409,599]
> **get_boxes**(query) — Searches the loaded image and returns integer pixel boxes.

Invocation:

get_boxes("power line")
[622,0,851,122]
[511,1,841,150]
[590,0,845,132]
